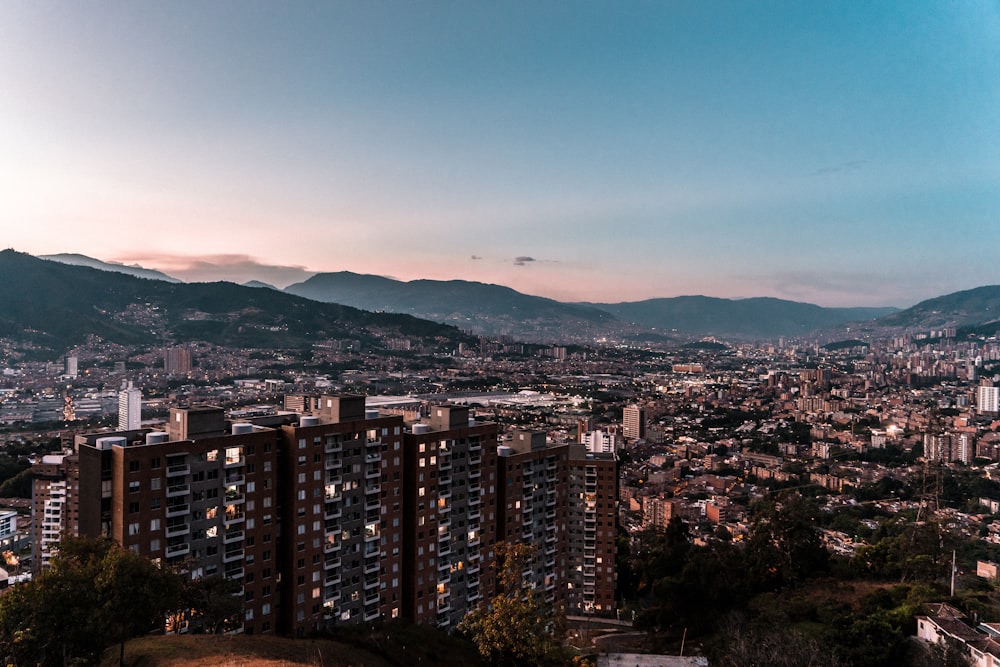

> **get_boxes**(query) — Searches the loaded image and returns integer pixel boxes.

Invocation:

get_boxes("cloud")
[470,255,483,260]
[513,256,536,266]
[114,253,315,289]
[810,160,867,177]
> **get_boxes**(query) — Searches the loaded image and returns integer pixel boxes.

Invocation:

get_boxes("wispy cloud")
[114,253,315,289]
[513,256,536,266]
[810,160,868,177]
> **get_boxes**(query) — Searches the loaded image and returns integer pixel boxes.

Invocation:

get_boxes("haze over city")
[2,2,998,307]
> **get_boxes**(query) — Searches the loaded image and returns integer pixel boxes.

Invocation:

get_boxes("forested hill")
[0,250,468,357]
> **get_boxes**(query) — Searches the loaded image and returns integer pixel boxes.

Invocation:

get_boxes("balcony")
[224,566,244,580]
[364,591,379,606]
[325,457,342,471]
[468,468,481,479]
[324,555,341,570]
[165,523,190,538]
[166,463,190,477]
[364,558,379,575]
[224,529,244,544]
[325,571,341,586]
[365,466,380,480]
[223,548,244,563]
[467,562,481,575]
[438,543,452,557]
[365,452,380,464]
[469,454,482,466]
[325,440,342,454]
[166,503,190,518]
[366,483,381,495]
[165,543,190,558]
[439,474,452,487]
[325,505,342,521]
[364,608,380,622]
[224,472,244,485]
[166,483,190,498]
[468,484,481,496]
[469,440,482,452]
[324,540,341,554]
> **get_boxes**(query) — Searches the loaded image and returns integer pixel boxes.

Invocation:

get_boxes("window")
[128,502,139,514]
[150,518,160,531]
[128,481,140,493]
[129,461,140,472]
[128,522,140,535]
[150,478,161,491]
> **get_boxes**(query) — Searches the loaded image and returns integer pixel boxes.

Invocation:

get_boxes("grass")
[100,623,485,667]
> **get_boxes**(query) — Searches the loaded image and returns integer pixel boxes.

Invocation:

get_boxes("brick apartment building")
[32,394,617,636]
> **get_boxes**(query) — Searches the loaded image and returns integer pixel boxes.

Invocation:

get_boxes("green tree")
[457,542,569,667]
[0,536,182,667]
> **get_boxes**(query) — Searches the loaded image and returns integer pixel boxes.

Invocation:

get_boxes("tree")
[457,542,569,667]
[746,492,829,589]
[0,536,182,667]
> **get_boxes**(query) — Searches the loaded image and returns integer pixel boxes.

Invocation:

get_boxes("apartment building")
[403,405,498,629]
[32,394,617,633]
[31,452,79,570]
[277,395,405,635]
[69,408,281,634]
[497,431,618,617]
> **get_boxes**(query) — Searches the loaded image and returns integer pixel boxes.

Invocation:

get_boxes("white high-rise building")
[118,382,142,431]
[979,385,999,415]
[582,429,621,454]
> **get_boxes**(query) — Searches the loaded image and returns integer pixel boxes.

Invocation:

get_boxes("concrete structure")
[118,381,142,431]
[623,404,646,441]
[979,385,999,415]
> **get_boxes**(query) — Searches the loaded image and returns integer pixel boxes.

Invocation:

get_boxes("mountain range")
[0,251,466,356]
[34,252,1000,343]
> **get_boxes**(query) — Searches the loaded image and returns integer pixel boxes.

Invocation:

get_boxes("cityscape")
[0,251,999,665]
[2,2,999,666]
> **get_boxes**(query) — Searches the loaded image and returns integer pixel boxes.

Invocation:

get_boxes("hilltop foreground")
[102,627,486,667]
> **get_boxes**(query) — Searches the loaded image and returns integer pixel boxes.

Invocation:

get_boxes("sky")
[1,1,998,308]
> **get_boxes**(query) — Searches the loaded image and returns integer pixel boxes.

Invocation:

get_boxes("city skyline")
[2,2,998,308]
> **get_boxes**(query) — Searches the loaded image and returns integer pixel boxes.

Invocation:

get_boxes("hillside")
[875,285,1000,330]
[284,271,616,340]
[588,296,898,339]
[0,251,468,357]
[103,625,486,667]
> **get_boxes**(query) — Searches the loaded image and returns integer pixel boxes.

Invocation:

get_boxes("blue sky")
[1,1,998,306]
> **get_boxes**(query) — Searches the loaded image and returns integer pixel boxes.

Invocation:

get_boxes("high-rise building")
[70,408,280,634]
[277,395,405,635]
[581,429,620,454]
[403,405,498,629]
[623,404,646,441]
[33,393,616,636]
[118,381,142,431]
[496,430,618,617]
[31,453,79,571]
[164,346,193,375]
[64,355,78,378]
[979,384,999,415]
